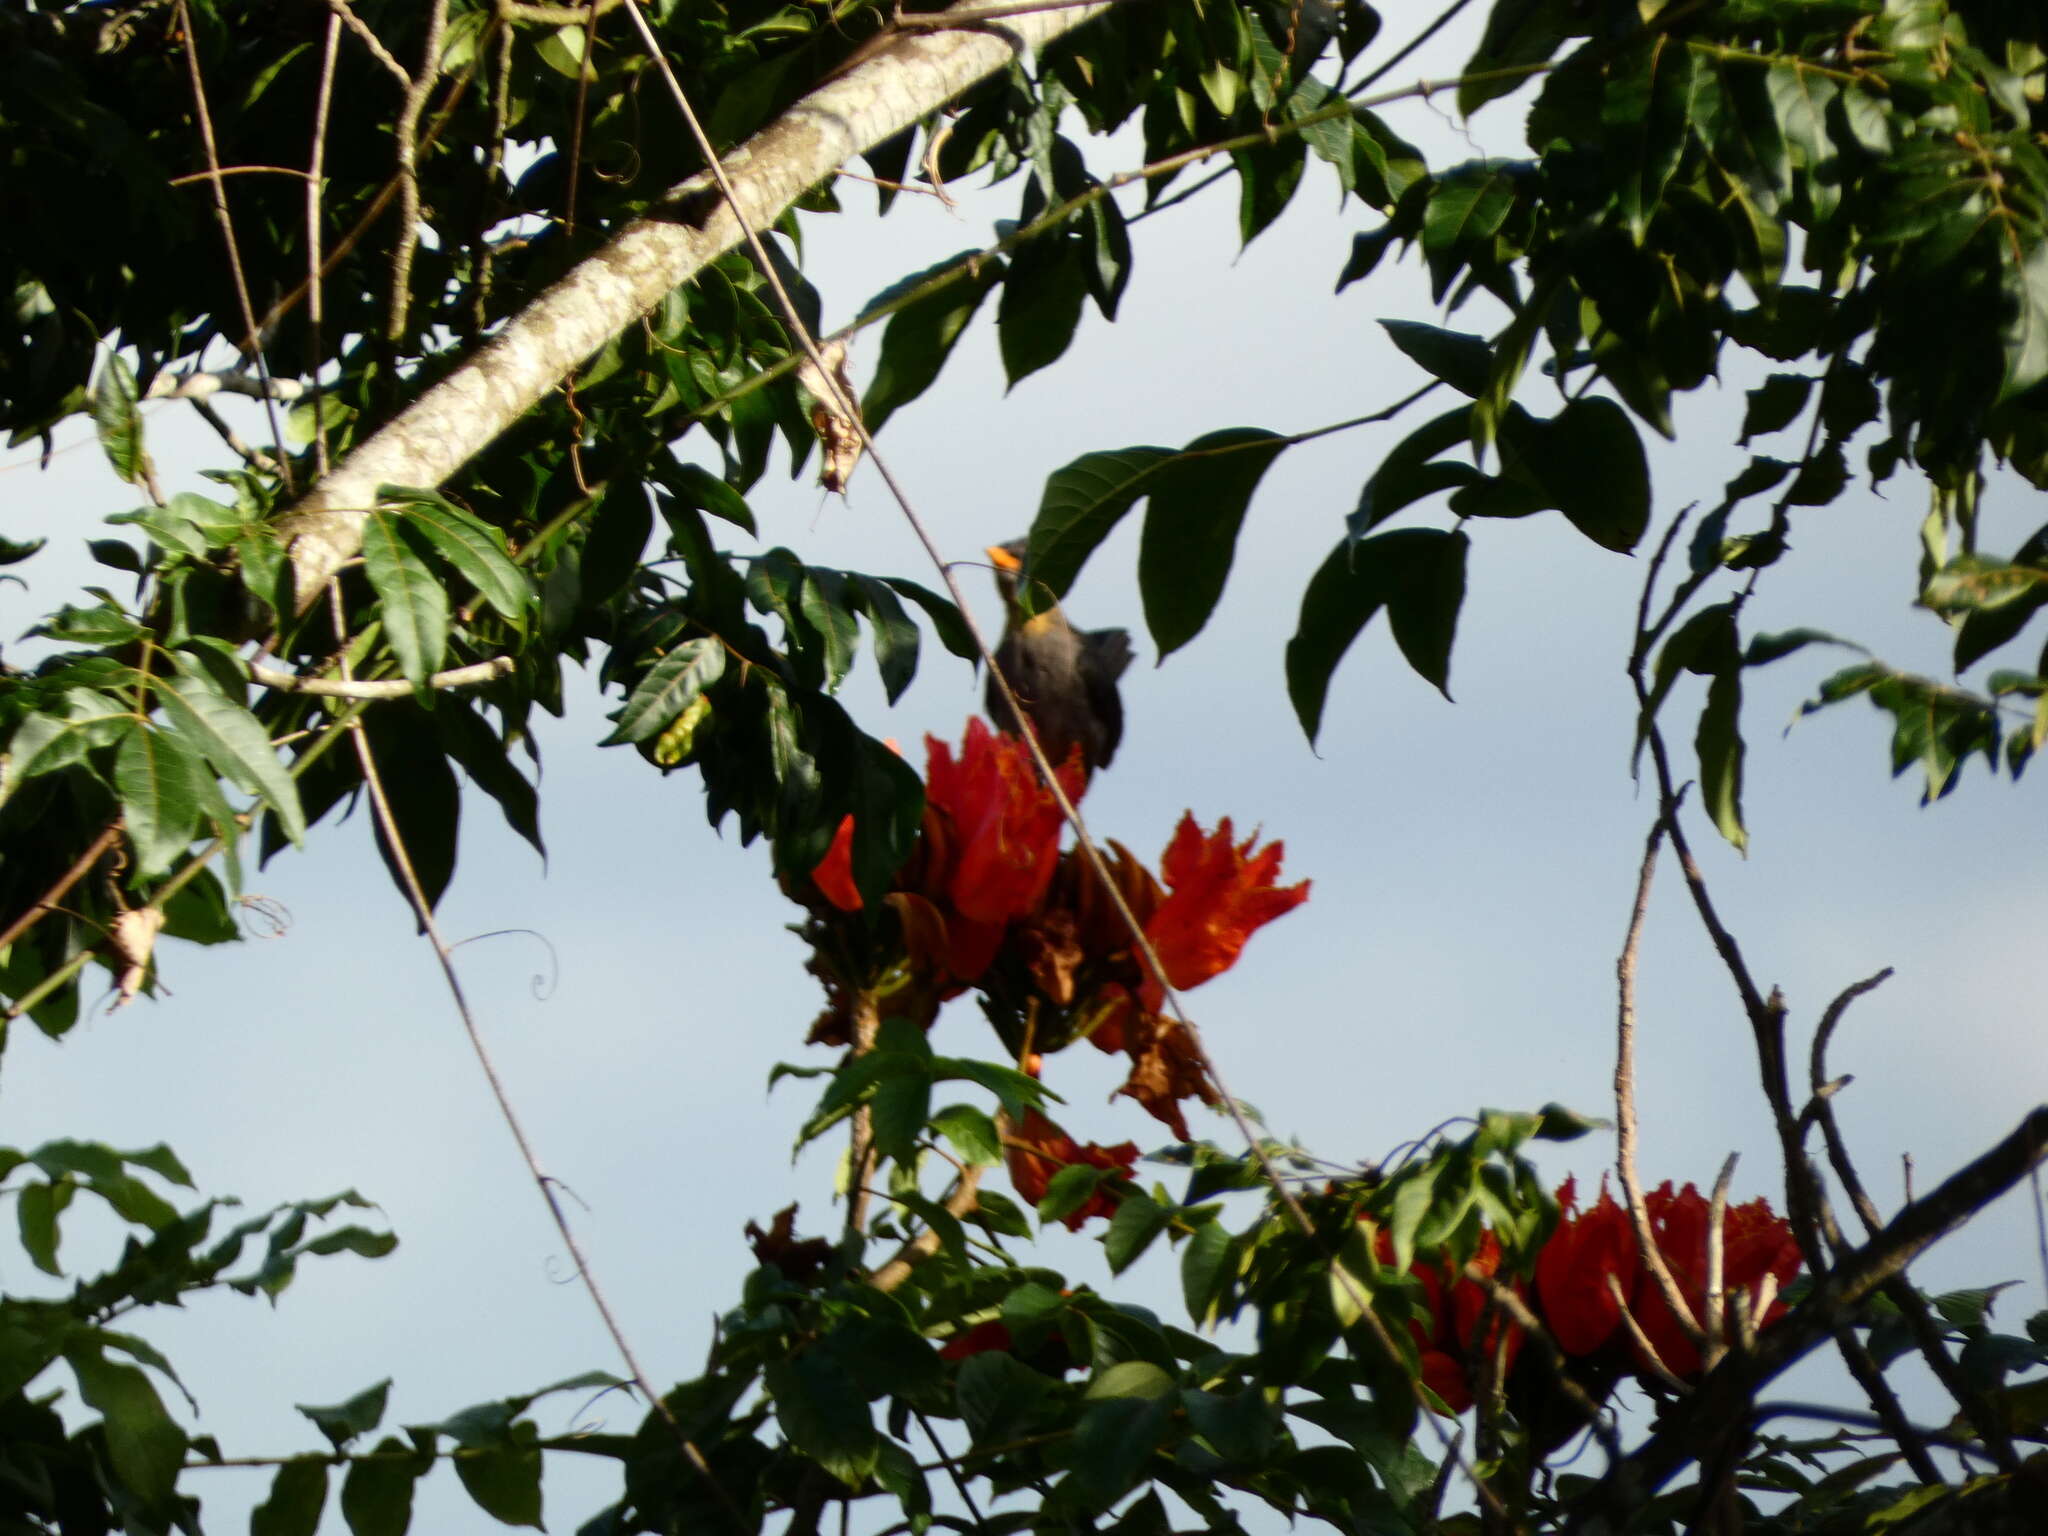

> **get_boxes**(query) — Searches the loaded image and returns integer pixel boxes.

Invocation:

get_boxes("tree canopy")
[6,0,2048,1532]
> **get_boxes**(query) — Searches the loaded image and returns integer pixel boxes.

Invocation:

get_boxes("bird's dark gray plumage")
[985,540,1133,775]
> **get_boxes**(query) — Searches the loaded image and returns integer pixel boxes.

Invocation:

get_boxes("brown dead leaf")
[108,907,165,1009]
[796,339,864,495]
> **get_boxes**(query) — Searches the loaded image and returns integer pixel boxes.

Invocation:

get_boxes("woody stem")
[845,988,881,1237]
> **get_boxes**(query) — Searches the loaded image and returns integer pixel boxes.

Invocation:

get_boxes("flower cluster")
[1375,1228,1523,1414]
[1537,1177,1801,1379]
[802,719,1310,1193]
[1374,1177,1801,1419]
[1004,1109,1139,1231]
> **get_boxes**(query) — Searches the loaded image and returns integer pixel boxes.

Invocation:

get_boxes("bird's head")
[985,539,1029,606]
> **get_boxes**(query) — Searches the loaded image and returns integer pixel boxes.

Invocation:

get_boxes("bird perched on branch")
[985,540,1134,777]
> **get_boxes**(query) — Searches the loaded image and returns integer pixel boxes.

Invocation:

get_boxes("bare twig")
[1603,1272,1688,1393]
[1613,809,1705,1346]
[188,397,280,473]
[308,12,342,480]
[386,0,450,340]
[326,0,413,89]
[0,824,123,957]
[1702,1152,1739,1371]
[173,0,295,494]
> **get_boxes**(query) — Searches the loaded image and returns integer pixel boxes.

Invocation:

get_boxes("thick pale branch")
[251,655,513,697]
[275,0,1107,609]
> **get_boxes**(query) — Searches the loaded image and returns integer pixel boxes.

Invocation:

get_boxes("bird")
[985,540,1134,777]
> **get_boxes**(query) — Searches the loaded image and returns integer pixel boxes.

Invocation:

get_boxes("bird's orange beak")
[986,544,1023,573]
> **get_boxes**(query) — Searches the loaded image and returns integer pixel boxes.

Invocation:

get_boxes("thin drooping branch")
[275,0,1112,608]
[173,0,295,495]
[334,599,742,1527]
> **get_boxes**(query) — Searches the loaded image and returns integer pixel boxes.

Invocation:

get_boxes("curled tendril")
[447,927,560,999]
[238,894,293,938]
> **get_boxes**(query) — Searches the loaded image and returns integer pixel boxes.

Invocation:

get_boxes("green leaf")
[1233,137,1306,245]
[1381,321,1490,397]
[1026,446,1175,604]
[1103,1192,1171,1274]
[115,724,205,879]
[360,508,449,689]
[1924,556,2048,615]
[998,236,1087,386]
[393,490,537,623]
[154,669,306,847]
[882,577,976,660]
[1497,398,1651,552]
[65,1340,187,1507]
[956,1351,1052,1443]
[1459,0,1571,115]
[863,253,1006,432]
[1740,373,1815,443]
[1697,668,1747,851]
[928,1104,1002,1166]
[451,1426,543,1530]
[800,569,861,691]
[93,354,147,486]
[18,1179,74,1275]
[766,1351,879,1486]
[1180,1216,1231,1324]
[2001,237,2048,401]
[1286,529,1468,741]
[867,1054,932,1166]
[1139,429,1289,657]
[604,640,727,746]
[341,1438,422,1536]
[299,1379,392,1450]
[1040,1163,1112,1225]
[251,1458,330,1536]
[851,576,920,704]
[1385,528,1467,698]
[1069,1367,1176,1508]
[1421,166,1516,258]
[659,459,757,536]
[582,477,654,607]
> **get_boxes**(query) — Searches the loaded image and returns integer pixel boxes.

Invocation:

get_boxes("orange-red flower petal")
[1140,814,1309,1008]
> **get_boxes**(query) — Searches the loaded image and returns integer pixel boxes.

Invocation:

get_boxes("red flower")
[925,720,1083,928]
[1139,815,1310,1009]
[1004,1109,1137,1231]
[940,1320,1014,1360]
[1372,1227,1524,1415]
[811,814,864,912]
[1536,1176,1638,1357]
[1629,1182,1800,1379]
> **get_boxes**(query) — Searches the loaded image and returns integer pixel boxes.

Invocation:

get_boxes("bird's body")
[986,542,1133,776]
